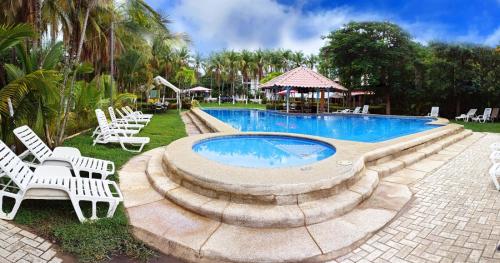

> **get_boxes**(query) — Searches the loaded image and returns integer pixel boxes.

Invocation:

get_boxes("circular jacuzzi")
[192,135,336,168]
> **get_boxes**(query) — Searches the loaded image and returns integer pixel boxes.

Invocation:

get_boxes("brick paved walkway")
[336,133,500,263]
[0,220,62,262]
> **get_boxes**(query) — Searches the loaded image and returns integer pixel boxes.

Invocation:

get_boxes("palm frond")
[0,24,35,53]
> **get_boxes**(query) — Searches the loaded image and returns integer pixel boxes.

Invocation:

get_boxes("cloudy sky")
[146,0,500,55]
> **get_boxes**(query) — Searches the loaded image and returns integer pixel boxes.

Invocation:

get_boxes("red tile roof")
[259,66,347,91]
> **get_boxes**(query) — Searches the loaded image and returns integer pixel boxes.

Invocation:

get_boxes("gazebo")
[259,66,347,113]
[153,76,182,111]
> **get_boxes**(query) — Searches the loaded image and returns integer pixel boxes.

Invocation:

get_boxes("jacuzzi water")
[193,135,336,168]
[203,109,439,143]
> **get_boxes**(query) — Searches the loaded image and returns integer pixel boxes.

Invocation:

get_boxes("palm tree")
[306,54,318,69]
[0,24,60,143]
[222,51,240,103]
[291,51,305,68]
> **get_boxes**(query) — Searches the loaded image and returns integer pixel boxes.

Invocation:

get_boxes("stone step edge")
[146,152,380,228]
[367,129,472,178]
[161,124,464,206]
[129,180,412,263]
[186,111,212,133]
[145,128,469,228]
[364,124,464,164]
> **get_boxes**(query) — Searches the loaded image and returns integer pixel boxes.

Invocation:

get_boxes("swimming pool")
[193,135,336,168]
[202,109,439,143]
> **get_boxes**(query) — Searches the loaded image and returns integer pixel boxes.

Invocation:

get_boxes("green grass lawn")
[451,120,500,133]
[14,111,187,262]
[199,102,266,109]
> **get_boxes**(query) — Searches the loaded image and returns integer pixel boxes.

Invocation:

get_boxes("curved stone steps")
[131,166,411,263]
[145,129,472,229]
[147,152,379,228]
[186,111,212,134]
[368,129,472,178]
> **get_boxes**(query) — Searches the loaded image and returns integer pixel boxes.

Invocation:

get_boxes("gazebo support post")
[316,88,320,114]
[286,86,290,113]
[327,88,330,113]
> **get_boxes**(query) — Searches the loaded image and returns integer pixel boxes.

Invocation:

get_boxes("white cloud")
[168,0,381,54]
[484,27,500,46]
[165,0,499,55]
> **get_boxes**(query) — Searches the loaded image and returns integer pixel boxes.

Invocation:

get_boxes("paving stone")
[128,199,220,258]
[201,223,321,262]
[338,133,500,262]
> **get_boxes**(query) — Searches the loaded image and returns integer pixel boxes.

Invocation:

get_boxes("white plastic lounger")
[14,126,115,179]
[455,109,477,122]
[124,106,153,119]
[352,107,361,114]
[0,140,122,222]
[361,105,369,114]
[427,107,439,118]
[335,109,350,113]
[472,108,492,123]
[93,109,150,153]
[116,108,150,125]
[491,143,500,151]
[489,163,500,191]
[108,107,144,130]
[490,151,500,164]
[92,108,144,137]
[122,107,152,120]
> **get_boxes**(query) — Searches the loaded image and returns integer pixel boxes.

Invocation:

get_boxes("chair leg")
[0,194,23,220]
[107,201,118,218]
[91,201,97,220]
[70,198,87,222]
[490,172,500,191]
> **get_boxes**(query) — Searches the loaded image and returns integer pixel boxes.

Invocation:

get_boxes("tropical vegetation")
[320,21,500,116]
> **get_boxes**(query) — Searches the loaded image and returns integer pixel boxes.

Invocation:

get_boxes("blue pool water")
[193,135,336,168]
[203,109,438,143]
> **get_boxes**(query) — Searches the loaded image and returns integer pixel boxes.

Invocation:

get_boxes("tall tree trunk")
[385,94,391,115]
[56,0,96,145]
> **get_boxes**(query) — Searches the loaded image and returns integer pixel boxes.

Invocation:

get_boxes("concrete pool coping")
[191,107,449,136]
[165,109,460,204]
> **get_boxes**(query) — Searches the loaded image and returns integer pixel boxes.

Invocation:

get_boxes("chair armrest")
[34,164,73,178]
[53,147,81,158]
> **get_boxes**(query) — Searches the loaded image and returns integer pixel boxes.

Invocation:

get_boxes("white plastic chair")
[14,126,115,179]
[116,108,150,125]
[93,109,150,153]
[361,105,369,114]
[0,140,122,222]
[489,163,500,191]
[124,106,153,119]
[352,107,361,114]
[491,143,500,151]
[108,107,144,131]
[427,107,439,118]
[455,109,477,122]
[472,108,492,123]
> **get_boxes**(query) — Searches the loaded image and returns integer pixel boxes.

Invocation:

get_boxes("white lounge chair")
[427,107,439,118]
[116,108,150,125]
[491,143,500,151]
[489,163,500,191]
[108,107,144,131]
[361,105,369,114]
[352,107,361,114]
[93,109,150,152]
[335,109,350,113]
[490,151,500,164]
[472,108,492,123]
[455,109,477,122]
[14,126,115,179]
[124,106,153,119]
[0,140,122,222]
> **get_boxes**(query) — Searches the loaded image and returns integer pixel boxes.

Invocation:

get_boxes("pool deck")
[118,108,500,262]
[121,131,500,263]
